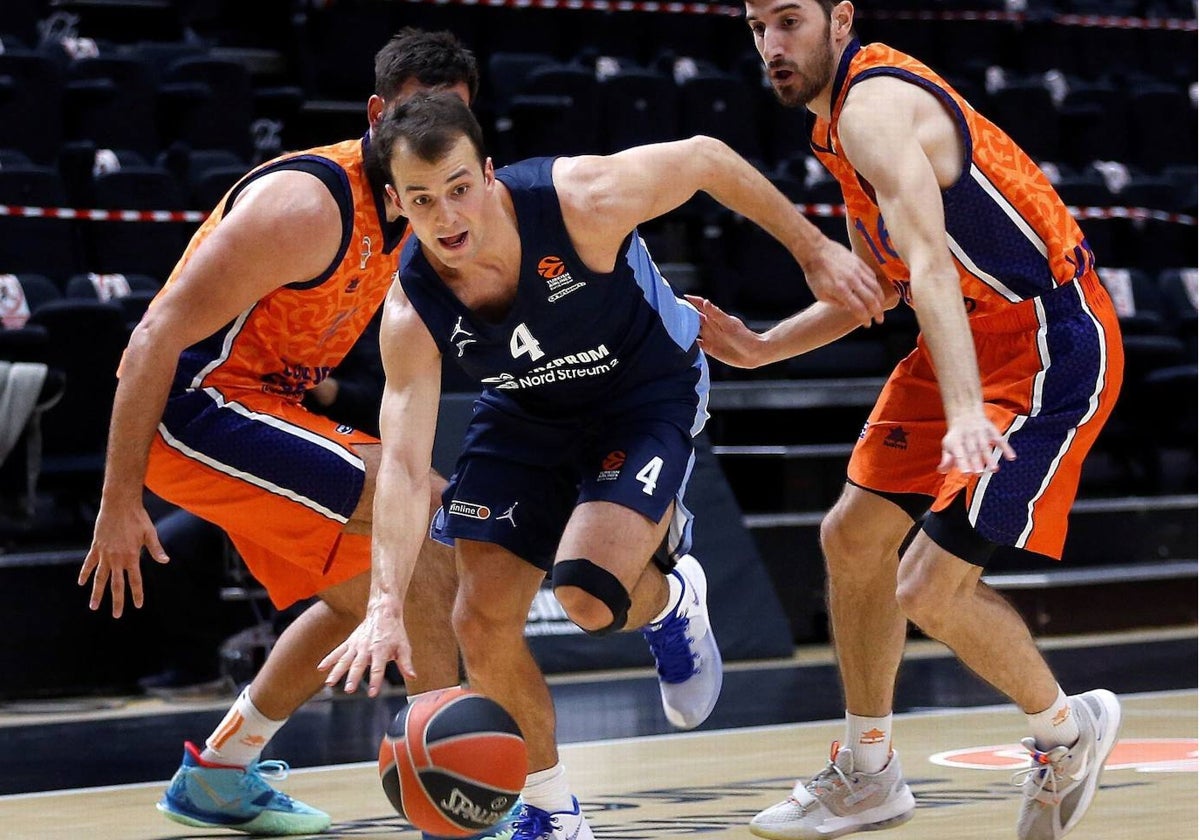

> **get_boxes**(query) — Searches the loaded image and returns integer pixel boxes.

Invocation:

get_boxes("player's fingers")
[937,449,954,475]
[128,567,146,610]
[343,650,371,694]
[108,570,126,618]
[146,534,170,564]
[367,652,391,698]
[88,564,110,611]
[78,552,98,585]
[317,644,345,674]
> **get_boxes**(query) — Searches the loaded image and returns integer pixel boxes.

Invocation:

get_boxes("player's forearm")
[369,458,430,606]
[759,301,863,365]
[910,268,985,421]
[100,326,180,507]
[694,138,827,264]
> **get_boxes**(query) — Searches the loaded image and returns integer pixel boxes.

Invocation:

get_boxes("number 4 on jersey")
[636,457,664,496]
[510,322,545,362]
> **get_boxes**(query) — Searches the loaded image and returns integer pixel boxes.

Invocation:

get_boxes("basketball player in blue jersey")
[319,92,880,840]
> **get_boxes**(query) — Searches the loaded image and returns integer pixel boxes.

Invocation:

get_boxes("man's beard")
[769,32,834,108]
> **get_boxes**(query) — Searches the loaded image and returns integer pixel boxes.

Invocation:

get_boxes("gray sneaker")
[1015,689,1123,840]
[749,743,915,840]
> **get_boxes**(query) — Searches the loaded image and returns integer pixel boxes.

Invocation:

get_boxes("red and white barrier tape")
[2,203,1193,225]
[0,205,207,223]
[391,0,1198,29]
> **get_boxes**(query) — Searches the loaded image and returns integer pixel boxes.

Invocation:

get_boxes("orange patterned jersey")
[811,40,1097,320]
[155,136,408,400]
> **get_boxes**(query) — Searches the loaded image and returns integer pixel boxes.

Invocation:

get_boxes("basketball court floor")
[1,628,1195,839]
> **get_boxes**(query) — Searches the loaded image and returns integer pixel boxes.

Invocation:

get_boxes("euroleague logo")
[537,255,567,279]
[538,254,587,302]
[930,739,1198,773]
[598,450,625,482]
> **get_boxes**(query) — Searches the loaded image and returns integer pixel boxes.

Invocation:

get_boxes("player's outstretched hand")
[78,502,170,618]
[320,598,414,698]
[938,412,1017,475]
[685,295,766,369]
[801,238,885,327]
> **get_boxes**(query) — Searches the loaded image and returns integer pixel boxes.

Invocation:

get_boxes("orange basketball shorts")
[848,272,1124,560]
[145,385,377,608]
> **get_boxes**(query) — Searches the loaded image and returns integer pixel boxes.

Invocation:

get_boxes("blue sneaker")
[510,798,593,840]
[640,554,723,729]
[423,798,522,840]
[157,741,331,836]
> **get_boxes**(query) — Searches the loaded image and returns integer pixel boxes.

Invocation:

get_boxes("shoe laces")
[512,805,558,840]
[242,759,295,803]
[642,610,699,684]
[793,742,854,804]
[1012,737,1071,799]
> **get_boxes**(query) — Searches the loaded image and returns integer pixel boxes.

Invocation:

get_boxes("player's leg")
[452,539,589,840]
[750,484,919,840]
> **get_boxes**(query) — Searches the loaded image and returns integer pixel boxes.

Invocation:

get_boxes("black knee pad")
[551,558,631,636]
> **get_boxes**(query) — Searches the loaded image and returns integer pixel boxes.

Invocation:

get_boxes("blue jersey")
[398,157,705,417]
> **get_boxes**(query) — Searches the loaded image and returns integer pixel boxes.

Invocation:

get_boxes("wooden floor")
[3,690,1194,840]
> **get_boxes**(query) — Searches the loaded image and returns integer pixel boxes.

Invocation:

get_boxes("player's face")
[386,135,492,267]
[745,0,838,108]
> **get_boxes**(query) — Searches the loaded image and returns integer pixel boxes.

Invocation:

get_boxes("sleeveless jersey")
[398,157,702,416]
[812,40,1097,320]
[152,135,408,399]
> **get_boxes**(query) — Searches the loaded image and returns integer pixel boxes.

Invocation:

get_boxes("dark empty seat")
[678,72,762,163]
[26,299,129,471]
[1127,84,1196,172]
[0,165,84,284]
[88,166,188,279]
[600,68,679,154]
[160,57,254,159]
[0,51,64,164]
[1058,83,1128,167]
[65,54,159,159]
[513,64,601,157]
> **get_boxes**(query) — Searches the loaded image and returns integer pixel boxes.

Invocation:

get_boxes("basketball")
[378,687,526,837]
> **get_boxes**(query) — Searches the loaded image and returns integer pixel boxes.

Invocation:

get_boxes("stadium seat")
[599,67,679,154]
[515,64,601,157]
[984,77,1060,163]
[160,56,255,159]
[0,51,64,165]
[87,165,189,279]
[65,54,160,160]
[678,72,762,163]
[0,165,84,284]
[1127,83,1196,172]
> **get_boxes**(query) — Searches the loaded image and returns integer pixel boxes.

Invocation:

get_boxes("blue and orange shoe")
[157,741,331,836]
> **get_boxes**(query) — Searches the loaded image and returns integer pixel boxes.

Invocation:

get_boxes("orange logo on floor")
[860,728,887,745]
[538,256,566,279]
[930,739,1198,772]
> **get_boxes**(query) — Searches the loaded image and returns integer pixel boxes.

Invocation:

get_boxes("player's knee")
[451,594,520,661]
[894,567,949,633]
[551,558,631,636]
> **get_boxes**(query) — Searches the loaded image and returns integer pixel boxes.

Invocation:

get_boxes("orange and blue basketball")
[378,686,526,837]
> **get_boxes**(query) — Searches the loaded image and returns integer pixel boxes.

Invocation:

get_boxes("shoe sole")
[748,806,915,840]
[157,801,332,837]
[1060,689,1122,837]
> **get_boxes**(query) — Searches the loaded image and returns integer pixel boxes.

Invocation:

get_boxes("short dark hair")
[372,92,487,176]
[373,28,479,103]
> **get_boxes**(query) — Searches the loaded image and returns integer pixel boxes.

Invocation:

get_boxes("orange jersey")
[812,41,1097,321]
[154,136,408,400]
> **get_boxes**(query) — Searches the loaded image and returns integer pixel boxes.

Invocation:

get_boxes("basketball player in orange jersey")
[75,30,512,838]
[691,2,1126,839]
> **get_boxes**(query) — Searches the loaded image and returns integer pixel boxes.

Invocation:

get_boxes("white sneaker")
[1015,689,1122,840]
[510,797,593,840]
[640,554,723,729]
[750,743,915,840]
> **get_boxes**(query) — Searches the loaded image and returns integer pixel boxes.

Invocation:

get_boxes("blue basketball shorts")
[431,377,708,572]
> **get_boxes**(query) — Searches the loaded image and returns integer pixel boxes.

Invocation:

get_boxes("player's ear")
[367,94,385,129]
[484,157,495,185]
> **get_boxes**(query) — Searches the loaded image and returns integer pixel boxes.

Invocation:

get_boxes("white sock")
[845,712,893,775]
[1027,686,1079,750]
[522,763,574,813]
[649,571,684,625]
[201,687,286,767]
